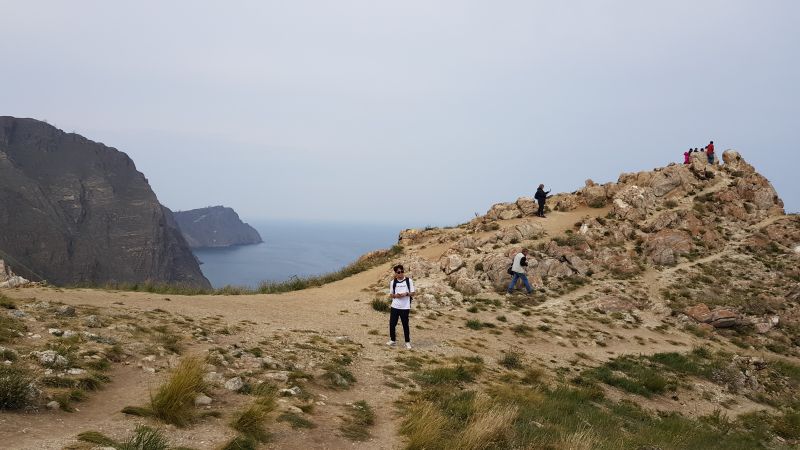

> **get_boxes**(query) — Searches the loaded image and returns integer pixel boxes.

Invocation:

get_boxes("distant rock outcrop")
[0,117,210,288]
[172,206,262,248]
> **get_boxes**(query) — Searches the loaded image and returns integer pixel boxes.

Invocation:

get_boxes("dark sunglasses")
[395,270,404,274]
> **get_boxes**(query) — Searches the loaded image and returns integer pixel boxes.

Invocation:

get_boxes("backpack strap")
[392,278,398,294]
[405,278,413,302]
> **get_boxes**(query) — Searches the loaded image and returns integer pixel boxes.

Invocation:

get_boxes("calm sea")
[193,221,400,288]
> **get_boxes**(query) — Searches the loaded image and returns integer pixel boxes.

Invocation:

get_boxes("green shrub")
[122,357,205,427]
[0,365,35,410]
[277,412,316,429]
[371,298,390,313]
[230,403,273,443]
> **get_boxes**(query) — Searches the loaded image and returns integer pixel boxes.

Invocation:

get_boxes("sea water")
[193,220,400,288]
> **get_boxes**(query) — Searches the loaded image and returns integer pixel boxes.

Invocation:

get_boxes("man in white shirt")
[507,248,533,295]
[387,264,414,349]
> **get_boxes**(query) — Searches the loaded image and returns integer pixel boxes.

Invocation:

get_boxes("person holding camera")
[387,264,414,349]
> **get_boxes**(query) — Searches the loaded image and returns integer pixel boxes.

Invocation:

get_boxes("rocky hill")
[1,149,799,450]
[0,117,210,289]
[172,206,262,248]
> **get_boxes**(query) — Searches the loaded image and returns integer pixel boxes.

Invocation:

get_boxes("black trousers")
[389,307,410,343]
[537,200,546,216]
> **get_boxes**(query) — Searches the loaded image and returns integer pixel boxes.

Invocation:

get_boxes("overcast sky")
[1,1,798,227]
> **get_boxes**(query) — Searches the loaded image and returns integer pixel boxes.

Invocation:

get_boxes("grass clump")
[371,298,390,313]
[414,365,478,386]
[218,435,258,450]
[122,357,205,427]
[0,315,26,343]
[277,411,316,429]
[78,425,169,450]
[0,365,35,410]
[465,319,483,330]
[230,402,274,443]
[340,400,376,441]
[499,351,523,370]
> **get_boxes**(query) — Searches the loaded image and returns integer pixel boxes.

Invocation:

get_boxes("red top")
[706,143,714,155]
[684,152,691,164]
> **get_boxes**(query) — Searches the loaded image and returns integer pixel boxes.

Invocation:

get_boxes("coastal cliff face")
[172,206,263,248]
[0,117,211,288]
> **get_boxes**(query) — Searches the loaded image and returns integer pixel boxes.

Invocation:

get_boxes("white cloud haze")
[1,0,798,227]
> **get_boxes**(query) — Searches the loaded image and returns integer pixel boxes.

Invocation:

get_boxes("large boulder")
[516,197,538,216]
[643,229,692,266]
[722,150,755,173]
[584,185,608,208]
[612,185,657,221]
[439,254,466,275]
[452,276,482,296]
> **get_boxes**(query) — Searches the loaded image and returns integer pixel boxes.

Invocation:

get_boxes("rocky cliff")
[172,206,262,248]
[0,117,211,288]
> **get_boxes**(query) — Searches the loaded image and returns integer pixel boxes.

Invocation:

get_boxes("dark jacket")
[534,188,550,202]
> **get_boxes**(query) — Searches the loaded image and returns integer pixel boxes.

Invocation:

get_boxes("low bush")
[0,365,35,410]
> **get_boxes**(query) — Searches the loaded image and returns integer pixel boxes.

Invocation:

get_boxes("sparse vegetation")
[340,400,376,441]
[0,365,35,410]
[122,357,205,427]
[78,425,170,450]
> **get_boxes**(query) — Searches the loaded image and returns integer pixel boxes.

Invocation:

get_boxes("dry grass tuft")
[122,357,205,427]
[455,395,517,450]
[400,400,449,449]
[557,427,599,450]
[230,402,273,443]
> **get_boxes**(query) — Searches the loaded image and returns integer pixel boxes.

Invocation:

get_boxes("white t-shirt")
[389,277,414,310]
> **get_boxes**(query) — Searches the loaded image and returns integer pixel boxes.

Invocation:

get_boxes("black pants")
[537,200,546,216]
[389,307,410,343]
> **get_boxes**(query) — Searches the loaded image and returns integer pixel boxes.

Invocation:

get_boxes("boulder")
[453,276,482,296]
[612,185,656,220]
[595,296,635,313]
[584,185,608,208]
[722,150,755,173]
[56,306,76,317]
[685,304,712,323]
[516,197,538,216]
[552,194,580,211]
[439,254,466,275]
[84,315,103,328]
[709,309,738,328]
[565,255,591,276]
[224,377,245,391]
[643,230,692,266]
[194,394,213,406]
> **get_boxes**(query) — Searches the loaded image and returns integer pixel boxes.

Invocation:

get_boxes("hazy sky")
[2,1,798,227]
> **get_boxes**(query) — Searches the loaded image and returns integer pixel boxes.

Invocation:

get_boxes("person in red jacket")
[684,149,692,164]
[706,141,715,164]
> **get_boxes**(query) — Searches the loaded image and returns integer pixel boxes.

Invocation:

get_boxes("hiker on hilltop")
[507,248,533,295]
[706,141,715,164]
[534,184,551,218]
[684,149,691,164]
[387,264,414,349]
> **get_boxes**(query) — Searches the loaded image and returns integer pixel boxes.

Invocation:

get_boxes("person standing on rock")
[534,184,551,218]
[706,141,715,164]
[684,149,691,164]
[387,264,414,349]
[507,249,533,295]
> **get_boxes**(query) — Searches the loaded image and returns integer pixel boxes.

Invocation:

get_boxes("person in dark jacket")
[534,184,551,218]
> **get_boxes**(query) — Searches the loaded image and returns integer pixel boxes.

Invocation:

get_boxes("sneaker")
[386,340,396,346]
[405,342,412,349]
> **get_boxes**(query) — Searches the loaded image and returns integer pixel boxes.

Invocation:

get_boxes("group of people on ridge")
[385,184,553,348]
[684,141,715,165]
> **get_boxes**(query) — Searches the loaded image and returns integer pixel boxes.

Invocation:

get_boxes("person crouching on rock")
[534,184,551,218]
[507,249,533,295]
[387,264,414,349]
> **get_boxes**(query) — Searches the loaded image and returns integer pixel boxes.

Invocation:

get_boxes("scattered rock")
[280,386,302,396]
[48,328,64,337]
[194,394,213,406]
[84,315,104,328]
[56,306,76,317]
[224,377,245,392]
[35,350,69,367]
[47,401,60,410]
[203,372,224,384]
[67,368,87,375]
[709,309,738,328]
[264,371,289,382]
[284,405,304,414]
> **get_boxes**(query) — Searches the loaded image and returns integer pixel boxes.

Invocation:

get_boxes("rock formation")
[172,206,262,248]
[0,117,210,288]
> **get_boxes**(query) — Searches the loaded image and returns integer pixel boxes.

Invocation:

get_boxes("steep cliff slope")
[0,117,210,288]
[172,206,262,248]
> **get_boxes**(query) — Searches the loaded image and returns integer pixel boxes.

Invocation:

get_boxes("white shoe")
[386,340,396,346]
[405,342,412,349]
